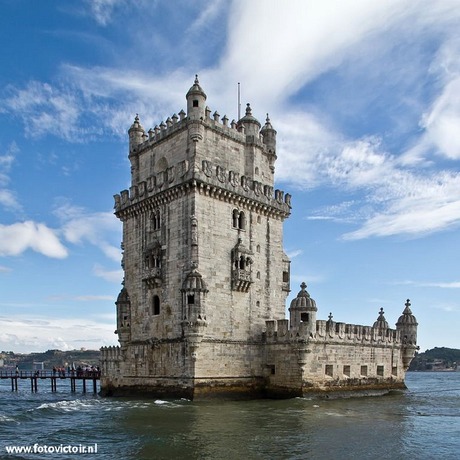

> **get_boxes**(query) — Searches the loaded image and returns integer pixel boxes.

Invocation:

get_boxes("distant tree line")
[1,349,100,371]
[409,347,460,371]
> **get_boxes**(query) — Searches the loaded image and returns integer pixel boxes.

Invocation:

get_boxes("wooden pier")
[0,370,100,393]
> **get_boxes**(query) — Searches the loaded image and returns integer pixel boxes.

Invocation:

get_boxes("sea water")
[1,372,459,459]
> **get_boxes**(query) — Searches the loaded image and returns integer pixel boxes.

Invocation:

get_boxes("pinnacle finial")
[328,312,333,321]
[405,299,411,308]
[194,74,199,84]
[245,103,252,116]
[300,282,307,291]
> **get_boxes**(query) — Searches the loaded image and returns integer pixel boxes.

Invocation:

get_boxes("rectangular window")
[392,366,398,376]
[325,365,333,377]
[377,365,384,377]
[343,365,351,377]
[360,365,368,377]
[300,313,309,322]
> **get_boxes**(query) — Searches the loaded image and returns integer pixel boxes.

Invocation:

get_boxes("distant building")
[101,77,418,399]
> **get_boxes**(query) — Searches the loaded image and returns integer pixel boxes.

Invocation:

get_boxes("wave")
[33,399,102,413]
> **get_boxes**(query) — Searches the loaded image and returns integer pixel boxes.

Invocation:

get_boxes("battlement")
[113,157,291,217]
[101,346,121,361]
[130,105,269,155]
[264,318,402,345]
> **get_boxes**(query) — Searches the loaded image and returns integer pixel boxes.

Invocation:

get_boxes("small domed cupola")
[117,287,130,304]
[181,265,208,318]
[289,282,317,334]
[396,299,418,327]
[260,113,276,136]
[238,103,261,136]
[396,299,418,350]
[290,282,317,311]
[182,267,208,293]
[396,299,419,368]
[128,114,146,152]
[186,75,207,119]
[115,287,131,347]
[260,114,277,171]
[373,307,389,329]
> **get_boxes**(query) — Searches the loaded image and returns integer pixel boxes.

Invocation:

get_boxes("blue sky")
[1,0,460,353]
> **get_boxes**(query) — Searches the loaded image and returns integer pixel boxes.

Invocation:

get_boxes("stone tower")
[102,76,292,398]
[101,77,418,399]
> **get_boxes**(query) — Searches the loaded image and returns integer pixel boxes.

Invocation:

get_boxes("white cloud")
[75,295,115,302]
[0,221,68,258]
[2,81,82,141]
[93,264,123,284]
[0,315,118,353]
[55,202,121,262]
[0,142,21,211]
[84,0,127,26]
[396,280,460,289]
[186,0,226,34]
[286,249,303,259]
[342,169,460,239]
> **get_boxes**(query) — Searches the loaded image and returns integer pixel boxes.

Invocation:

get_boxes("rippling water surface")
[1,372,459,459]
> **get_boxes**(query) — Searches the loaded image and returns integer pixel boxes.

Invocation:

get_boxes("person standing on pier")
[15,365,19,375]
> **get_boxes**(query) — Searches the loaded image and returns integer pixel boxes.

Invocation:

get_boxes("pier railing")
[0,370,101,393]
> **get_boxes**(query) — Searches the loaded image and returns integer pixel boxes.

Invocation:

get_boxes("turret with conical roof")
[115,287,131,348]
[373,307,389,330]
[238,103,261,137]
[289,282,317,335]
[260,114,277,172]
[128,114,145,153]
[396,299,418,369]
[186,75,207,120]
[396,299,418,345]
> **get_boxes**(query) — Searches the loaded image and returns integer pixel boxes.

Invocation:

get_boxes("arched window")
[152,210,161,231]
[152,295,160,315]
[239,256,245,270]
[238,211,245,230]
[232,209,239,228]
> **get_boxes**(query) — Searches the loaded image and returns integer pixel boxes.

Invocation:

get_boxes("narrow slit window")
[153,295,160,315]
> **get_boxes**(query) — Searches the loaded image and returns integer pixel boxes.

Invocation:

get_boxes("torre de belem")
[100,77,418,399]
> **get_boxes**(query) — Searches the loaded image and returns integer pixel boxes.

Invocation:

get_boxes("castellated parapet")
[100,77,418,399]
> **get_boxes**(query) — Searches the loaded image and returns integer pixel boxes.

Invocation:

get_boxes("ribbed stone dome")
[238,103,261,128]
[129,114,144,132]
[182,268,208,292]
[373,307,389,328]
[260,114,276,134]
[396,299,418,326]
[116,287,130,303]
[186,75,207,100]
[290,282,317,311]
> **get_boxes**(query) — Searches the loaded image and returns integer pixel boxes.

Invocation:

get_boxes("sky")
[1,0,460,354]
